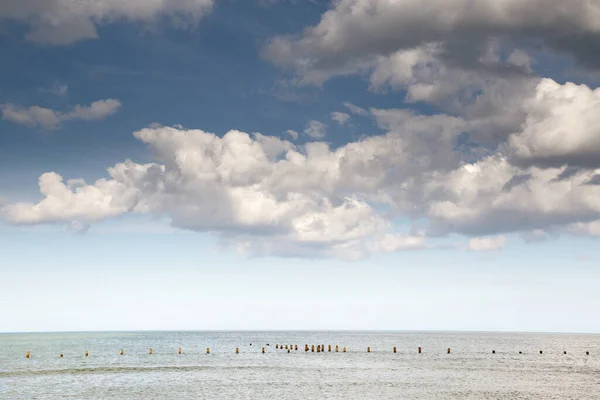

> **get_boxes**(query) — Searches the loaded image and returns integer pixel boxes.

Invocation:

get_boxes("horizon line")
[1,329,599,335]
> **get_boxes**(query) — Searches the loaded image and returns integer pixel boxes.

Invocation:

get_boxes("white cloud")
[0,126,420,259]
[304,120,327,139]
[343,102,369,116]
[468,236,507,251]
[1,99,121,129]
[0,104,61,129]
[284,129,298,140]
[368,234,427,253]
[0,0,214,45]
[5,78,600,258]
[62,99,122,122]
[330,112,351,125]
[507,79,600,168]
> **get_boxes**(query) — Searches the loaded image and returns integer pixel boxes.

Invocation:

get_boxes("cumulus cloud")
[330,111,350,125]
[284,129,299,140]
[0,0,214,45]
[507,79,600,168]
[3,100,600,259]
[1,99,121,129]
[0,126,422,259]
[304,120,327,139]
[262,0,600,84]
[468,236,507,252]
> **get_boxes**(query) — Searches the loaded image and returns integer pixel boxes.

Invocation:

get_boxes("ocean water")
[1,331,599,399]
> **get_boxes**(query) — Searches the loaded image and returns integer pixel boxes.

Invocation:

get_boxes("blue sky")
[1,0,600,333]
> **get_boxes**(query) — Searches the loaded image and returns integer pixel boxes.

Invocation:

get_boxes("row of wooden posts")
[24,346,591,358]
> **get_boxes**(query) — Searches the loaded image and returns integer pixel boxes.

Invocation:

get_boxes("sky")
[1,0,600,333]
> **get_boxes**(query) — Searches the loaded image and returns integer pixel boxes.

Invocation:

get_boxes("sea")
[1,331,599,399]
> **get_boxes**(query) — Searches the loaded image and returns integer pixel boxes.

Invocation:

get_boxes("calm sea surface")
[1,331,599,399]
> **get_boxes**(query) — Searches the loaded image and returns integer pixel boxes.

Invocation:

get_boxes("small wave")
[0,364,286,377]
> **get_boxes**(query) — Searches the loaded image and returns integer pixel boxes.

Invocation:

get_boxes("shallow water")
[1,331,599,399]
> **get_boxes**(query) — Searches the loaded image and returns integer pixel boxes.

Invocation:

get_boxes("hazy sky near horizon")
[2,0,600,333]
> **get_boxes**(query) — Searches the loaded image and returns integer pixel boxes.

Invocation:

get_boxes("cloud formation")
[304,120,327,139]
[1,99,121,129]
[468,236,507,252]
[0,125,424,259]
[330,111,351,125]
[0,0,214,45]
[3,76,600,259]
[263,0,600,84]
